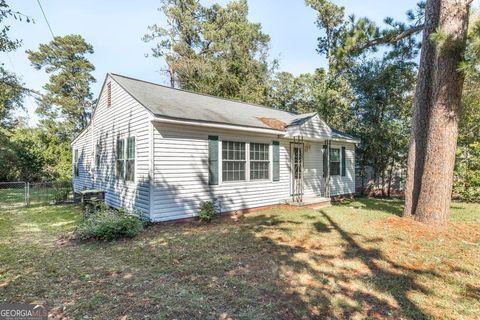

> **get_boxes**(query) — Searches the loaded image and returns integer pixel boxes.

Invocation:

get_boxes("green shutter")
[341,146,346,176]
[272,141,280,181]
[208,136,219,185]
[323,144,328,178]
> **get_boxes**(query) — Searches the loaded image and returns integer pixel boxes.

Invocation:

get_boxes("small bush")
[76,208,143,241]
[199,201,218,222]
[52,188,70,203]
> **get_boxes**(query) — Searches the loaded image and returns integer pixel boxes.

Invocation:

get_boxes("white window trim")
[249,142,271,181]
[329,147,341,177]
[219,139,273,185]
[115,136,136,184]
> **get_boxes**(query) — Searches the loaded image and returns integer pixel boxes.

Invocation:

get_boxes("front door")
[291,142,304,202]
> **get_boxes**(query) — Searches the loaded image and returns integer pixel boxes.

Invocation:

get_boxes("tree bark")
[387,159,394,198]
[404,0,470,224]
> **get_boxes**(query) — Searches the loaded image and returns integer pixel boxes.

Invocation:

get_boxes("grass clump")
[76,206,143,241]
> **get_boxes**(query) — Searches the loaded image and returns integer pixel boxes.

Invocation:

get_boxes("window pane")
[330,148,340,162]
[250,160,269,180]
[250,143,269,161]
[330,162,340,176]
[116,160,124,179]
[117,139,125,160]
[222,141,245,160]
[127,137,135,159]
[222,141,246,181]
[126,159,135,181]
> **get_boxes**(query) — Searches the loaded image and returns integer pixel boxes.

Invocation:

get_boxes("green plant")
[75,208,144,241]
[198,201,218,222]
[52,187,70,203]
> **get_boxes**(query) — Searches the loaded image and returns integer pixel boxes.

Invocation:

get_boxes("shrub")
[52,187,70,203]
[198,201,218,222]
[76,208,144,241]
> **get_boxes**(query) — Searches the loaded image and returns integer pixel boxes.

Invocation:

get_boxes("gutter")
[151,116,285,136]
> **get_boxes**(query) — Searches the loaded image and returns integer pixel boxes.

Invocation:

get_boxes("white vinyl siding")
[72,75,151,215]
[151,124,290,221]
[72,125,94,192]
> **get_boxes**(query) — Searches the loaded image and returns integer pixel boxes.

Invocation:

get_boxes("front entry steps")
[286,196,331,209]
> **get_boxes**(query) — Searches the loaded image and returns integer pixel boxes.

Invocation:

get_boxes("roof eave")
[151,115,286,136]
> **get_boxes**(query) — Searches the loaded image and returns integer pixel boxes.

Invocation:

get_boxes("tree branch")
[358,24,425,51]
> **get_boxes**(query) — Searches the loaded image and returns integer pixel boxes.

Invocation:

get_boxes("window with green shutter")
[341,146,346,176]
[330,148,340,176]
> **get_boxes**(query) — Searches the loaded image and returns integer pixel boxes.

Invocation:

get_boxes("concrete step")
[286,196,331,209]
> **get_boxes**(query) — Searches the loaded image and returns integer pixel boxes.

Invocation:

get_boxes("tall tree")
[454,17,480,202]
[349,58,416,194]
[404,0,471,224]
[306,0,423,128]
[27,34,96,136]
[0,66,25,129]
[0,0,33,52]
[0,0,32,128]
[143,0,275,104]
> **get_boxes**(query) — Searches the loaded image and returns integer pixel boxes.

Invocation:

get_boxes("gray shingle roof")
[109,73,358,142]
[111,73,315,130]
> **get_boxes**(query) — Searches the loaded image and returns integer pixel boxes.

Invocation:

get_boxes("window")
[330,148,340,176]
[74,149,79,177]
[222,141,246,181]
[116,138,125,179]
[250,143,269,180]
[126,137,135,182]
[116,137,136,182]
[95,143,101,168]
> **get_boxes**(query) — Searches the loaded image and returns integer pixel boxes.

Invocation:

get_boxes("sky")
[3,0,425,126]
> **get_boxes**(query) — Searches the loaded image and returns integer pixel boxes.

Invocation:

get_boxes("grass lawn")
[0,199,479,319]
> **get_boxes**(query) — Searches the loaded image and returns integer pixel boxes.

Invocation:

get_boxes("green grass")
[0,198,479,319]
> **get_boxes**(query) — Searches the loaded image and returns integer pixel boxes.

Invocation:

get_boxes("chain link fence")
[0,181,72,208]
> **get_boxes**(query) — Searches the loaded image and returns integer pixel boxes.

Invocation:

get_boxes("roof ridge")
[109,72,299,116]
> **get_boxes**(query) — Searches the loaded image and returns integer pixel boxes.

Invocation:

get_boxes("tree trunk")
[387,159,394,198]
[404,0,470,224]
[381,170,386,197]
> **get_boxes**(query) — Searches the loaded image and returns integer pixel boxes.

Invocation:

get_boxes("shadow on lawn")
[347,198,405,217]
[2,206,440,319]
[245,210,437,319]
[313,210,435,319]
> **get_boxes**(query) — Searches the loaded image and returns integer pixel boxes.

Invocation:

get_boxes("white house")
[72,73,360,222]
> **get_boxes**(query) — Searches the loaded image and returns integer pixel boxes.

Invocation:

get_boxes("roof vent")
[107,82,112,107]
